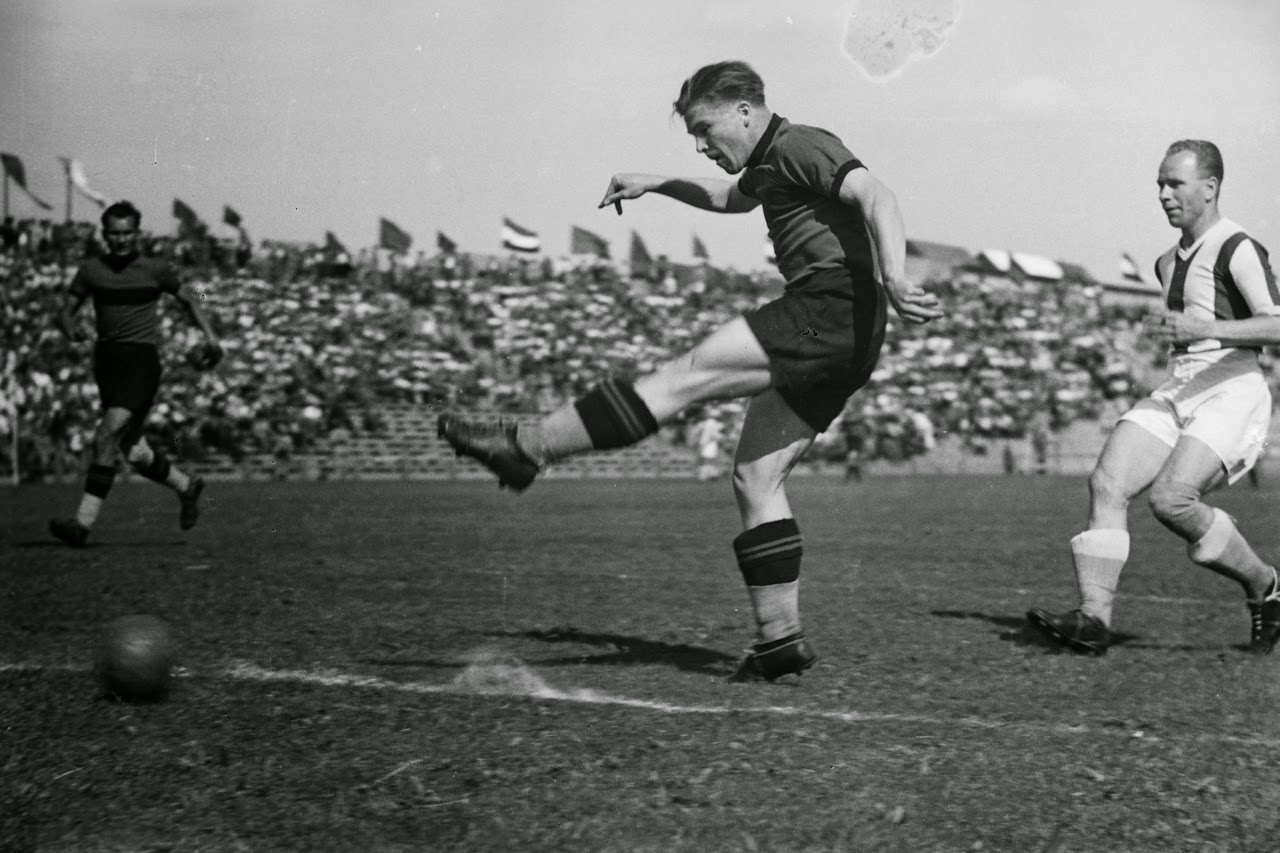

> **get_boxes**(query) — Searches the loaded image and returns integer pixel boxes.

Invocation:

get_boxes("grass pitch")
[3,474,1280,852]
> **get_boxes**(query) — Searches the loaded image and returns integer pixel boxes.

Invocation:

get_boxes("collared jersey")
[69,255,181,346]
[736,114,874,286]
[1154,217,1280,363]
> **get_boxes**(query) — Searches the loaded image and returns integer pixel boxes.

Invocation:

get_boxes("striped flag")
[501,217,541,253]
[692,233,709,260]
[379,217,413,253]
[59,157,107,208]
[1119,252,1143,282]
[1,153,52,210]
[570,225,610,259]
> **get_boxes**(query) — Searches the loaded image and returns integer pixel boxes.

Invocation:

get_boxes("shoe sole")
[1026,609,1108,655]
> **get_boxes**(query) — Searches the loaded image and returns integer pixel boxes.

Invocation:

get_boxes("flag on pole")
[437,231,457,253]
[379,217,413,253]
[1,153,53,210]
[501,217,541,253]
[59,157,107,208]
[629,231,653,278]
[691,233,709,261]
[1119,251,1143,283]
[324,231,348,256]
[222,205,243,229]
[173,198,199,225]
[570,225,610,259]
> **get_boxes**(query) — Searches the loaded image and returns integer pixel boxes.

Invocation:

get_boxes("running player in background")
[49,200,223,547]
[1029,140,1280,655]
[439,60,942,681]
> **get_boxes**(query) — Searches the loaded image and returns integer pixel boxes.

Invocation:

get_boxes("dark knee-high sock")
[76,464,116,528]
[518,378,658,465]
[734,518,803,644]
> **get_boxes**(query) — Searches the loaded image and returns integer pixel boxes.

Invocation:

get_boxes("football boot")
[49,518,90,548]
[729,632,818,683]
[1247,571,1280,654]
[1026,608,1112,655]
[179,477,205,531]
[437,414,540,492]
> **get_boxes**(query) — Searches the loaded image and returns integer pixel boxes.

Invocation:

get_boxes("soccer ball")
[96,615,177,702]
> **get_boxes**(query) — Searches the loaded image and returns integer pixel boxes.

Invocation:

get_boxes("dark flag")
[691,233,709,261]
[223,205,243,229]
[173,198,201,228]
[629,231,653,278]
[437,230,458,254]
[570,225,610,259]
[325,231,348,255]
[1,152,53,210]
[379,217,413,253]
[501,217,541,253]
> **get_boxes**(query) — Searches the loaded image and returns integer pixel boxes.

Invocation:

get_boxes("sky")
[1,0,1277,282]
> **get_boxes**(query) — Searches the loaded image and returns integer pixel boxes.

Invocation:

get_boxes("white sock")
[75,494,104,528]
[1071,529,1130,627]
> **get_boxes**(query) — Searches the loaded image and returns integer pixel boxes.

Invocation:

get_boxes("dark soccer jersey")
[736,115,875,285]
[69,256,181,346]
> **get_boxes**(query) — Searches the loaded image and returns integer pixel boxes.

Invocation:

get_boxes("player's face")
[684,100,752,174]
[1157,151,1214,230]
[102,216,140,257]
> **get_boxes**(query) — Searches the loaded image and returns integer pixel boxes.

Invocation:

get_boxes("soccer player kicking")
[439,61,942,681]
[1029,140,1280,655]
[49,201,223,547]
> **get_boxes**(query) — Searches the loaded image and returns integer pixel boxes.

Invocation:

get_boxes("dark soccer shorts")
[743,266,887,433]
[93,342,162,419]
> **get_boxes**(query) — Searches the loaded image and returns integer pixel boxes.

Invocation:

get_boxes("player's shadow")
[11,540,186,549]
[930,609,1142,650]
[490,627,739,675]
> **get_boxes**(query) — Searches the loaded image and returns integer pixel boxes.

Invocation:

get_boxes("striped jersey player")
[1030,140,1280,655]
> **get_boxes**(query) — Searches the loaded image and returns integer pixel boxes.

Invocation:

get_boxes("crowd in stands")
[2,213,1175,480]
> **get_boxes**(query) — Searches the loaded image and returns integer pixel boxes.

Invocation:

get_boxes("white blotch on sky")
[842,0,961,82]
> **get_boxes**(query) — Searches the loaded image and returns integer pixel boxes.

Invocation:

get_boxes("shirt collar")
[745,113,784,169]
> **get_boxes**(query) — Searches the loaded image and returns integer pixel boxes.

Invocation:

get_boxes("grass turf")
[3,475,1280,852]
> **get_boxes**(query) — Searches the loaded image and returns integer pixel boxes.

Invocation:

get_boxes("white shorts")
[1120,350,1271,484]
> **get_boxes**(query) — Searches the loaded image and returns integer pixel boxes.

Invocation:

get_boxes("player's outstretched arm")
[599,173,758,214]
[838,168,942,325]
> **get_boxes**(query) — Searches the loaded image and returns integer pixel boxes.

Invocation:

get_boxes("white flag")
[60,157,107,207]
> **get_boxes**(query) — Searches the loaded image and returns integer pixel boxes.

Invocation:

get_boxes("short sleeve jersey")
[69,255,181,346]
[1154,217,1280,360]
[736,114,874,285]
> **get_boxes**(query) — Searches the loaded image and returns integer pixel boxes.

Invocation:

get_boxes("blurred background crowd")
[1,214,1195,481]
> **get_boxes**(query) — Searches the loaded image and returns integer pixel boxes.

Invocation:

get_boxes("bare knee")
[1087,464,1129,512]
[1148,478,1210,538]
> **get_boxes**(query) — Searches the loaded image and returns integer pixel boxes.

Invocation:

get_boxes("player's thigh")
[1092,420,1172,500]
[733,389,816,483]
[637,317,773,414]
[1157,434,1228,495]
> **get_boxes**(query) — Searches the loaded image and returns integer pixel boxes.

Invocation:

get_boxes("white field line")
[5,659,1279,749]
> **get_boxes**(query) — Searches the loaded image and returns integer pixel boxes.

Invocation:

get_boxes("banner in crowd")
[437,230,457,253]
[59,157,107,208]
[570,225,610,259]
[692,233,709,260]
[379,217,412,253]
[1,152,53,211]
[629,230,653,278]
[501,217,541,253]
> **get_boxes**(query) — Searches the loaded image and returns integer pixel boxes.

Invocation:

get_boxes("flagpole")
[65,168,73,223]
[3,173,8,220]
